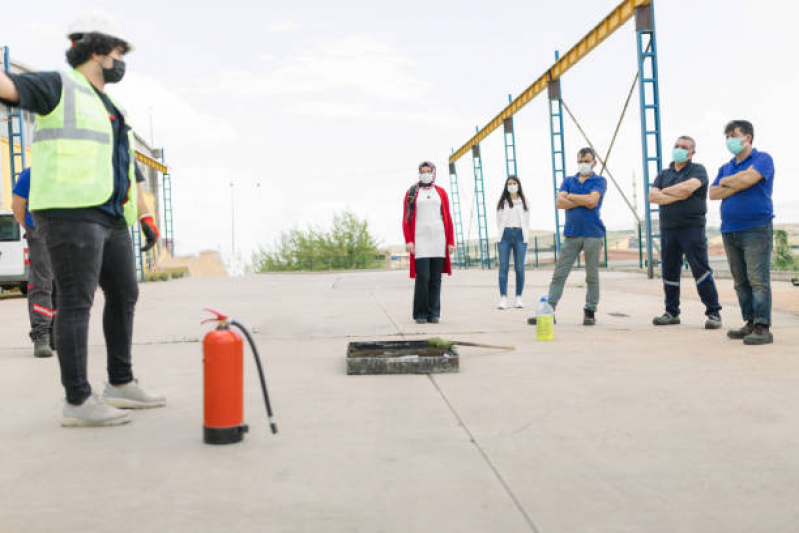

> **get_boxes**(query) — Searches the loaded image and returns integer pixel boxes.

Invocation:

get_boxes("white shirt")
[496,197,530,243]
[414,187,446,258]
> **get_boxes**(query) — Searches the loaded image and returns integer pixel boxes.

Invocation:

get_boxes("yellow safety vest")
[29,69,138,226]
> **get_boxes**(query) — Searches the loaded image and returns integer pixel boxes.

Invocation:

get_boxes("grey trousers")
[547,236,603,312]
[25,226,55,341]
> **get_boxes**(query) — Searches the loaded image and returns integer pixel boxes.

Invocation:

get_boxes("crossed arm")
[709,167,763,200]
[557,191,601,210]
[649,177,702,205]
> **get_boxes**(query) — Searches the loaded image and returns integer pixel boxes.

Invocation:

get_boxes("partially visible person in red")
[402,161,455,324]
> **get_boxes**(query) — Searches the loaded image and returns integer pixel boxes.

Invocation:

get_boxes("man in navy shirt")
[649,136,722,329]
[12,168,55,358]
[534,147,607,326]
[710,120,775,345]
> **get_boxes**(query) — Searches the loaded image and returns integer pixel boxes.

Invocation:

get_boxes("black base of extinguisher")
[204,424,249,445]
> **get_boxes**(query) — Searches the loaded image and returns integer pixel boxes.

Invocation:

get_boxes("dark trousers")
[660,226,721,317]
[722,222,772,326]
[413,257,444,320]
[24,226,56,341]
[36,217,138,405]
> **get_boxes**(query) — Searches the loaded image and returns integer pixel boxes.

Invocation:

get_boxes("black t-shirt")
[653,161,709,230]
[1,71,144,227]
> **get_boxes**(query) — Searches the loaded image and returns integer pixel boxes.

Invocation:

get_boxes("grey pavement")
[1,269,798,533]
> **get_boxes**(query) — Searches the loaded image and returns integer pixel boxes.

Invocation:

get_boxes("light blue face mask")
[726,136,747,155]
[673,147,690,164]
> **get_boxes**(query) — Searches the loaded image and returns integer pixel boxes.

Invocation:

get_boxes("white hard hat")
[67,12,134,52]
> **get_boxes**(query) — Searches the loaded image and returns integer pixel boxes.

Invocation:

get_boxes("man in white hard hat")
[0,12,165,427]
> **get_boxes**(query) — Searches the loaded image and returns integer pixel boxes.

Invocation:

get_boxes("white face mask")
[419,173,433,184]
[507,184,519,194]
[578,162,593,176]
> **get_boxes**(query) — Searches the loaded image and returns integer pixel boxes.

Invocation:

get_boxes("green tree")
[251,211,383,272]
[773,229,798,270]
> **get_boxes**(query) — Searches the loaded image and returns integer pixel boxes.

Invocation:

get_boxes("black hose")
[230,320,278,434]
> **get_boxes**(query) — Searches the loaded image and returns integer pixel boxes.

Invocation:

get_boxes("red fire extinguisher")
[202,308,277,444]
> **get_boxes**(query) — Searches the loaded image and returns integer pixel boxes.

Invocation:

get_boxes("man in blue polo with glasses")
[710,120,775,345]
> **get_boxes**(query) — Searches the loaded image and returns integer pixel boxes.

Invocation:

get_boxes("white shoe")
[498,296,508,309]
[61,394,132,427]
[102,379,166,409]
[515,296,524,308]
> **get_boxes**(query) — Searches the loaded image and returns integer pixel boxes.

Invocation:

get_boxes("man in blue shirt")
[12,168,55,358]
[533,147,607,326]
[649,135,722,329]
[710,120,775,345]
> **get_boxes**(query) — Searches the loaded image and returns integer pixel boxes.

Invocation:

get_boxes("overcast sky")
[4,0,798,269]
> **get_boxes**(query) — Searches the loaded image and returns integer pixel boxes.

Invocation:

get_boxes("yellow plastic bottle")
[536,298,555,341]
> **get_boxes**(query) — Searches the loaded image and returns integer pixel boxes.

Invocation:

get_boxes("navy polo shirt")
[712,149,775,233]
[11,167,35,228]
[653,161,708,230]
[560,173,607,237]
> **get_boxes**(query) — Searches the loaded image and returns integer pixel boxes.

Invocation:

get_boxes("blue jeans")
[722,222,772,326]
[498,227,527,297]
[660,226,721,318]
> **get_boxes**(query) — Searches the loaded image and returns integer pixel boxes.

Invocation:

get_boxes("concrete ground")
[1,268,798,533]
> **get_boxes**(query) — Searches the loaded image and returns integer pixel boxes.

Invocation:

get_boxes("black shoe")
[414,318,427,324]
[428,317,440,324]
[727,321,754,339]
[743,324,773,345]
[33,336,53,358]
[653,312,680,326]
[583,308,596,326]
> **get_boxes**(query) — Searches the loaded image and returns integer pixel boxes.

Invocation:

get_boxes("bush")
[773,230,798,270]
[251,211,383,272]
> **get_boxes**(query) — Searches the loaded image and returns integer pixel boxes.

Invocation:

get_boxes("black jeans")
[413,257,444,320]
[660,226,722,318]
[36,217,138,405]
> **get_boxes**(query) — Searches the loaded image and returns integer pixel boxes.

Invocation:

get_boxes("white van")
[0,209,29,294]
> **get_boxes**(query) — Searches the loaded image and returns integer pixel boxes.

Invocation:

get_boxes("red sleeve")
[402,189,413,244]
[438,187,455,247]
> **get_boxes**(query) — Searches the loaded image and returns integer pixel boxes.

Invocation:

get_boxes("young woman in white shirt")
[402,162,455,324]
[496,176,530,309]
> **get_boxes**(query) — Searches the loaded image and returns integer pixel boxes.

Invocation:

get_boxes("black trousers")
[24,226,56,341]
[413,257,444,320]
[36,217,138,405]
[660,226,721,318]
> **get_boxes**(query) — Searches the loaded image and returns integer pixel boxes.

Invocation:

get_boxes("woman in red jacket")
[402,161,455,324]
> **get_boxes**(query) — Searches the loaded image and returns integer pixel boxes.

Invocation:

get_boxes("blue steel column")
[547,52,567,262]
[131,224,144,282]
[636,2,663,279]
[471,140,491,269]
[161,149,175,256]
[448,160,466,267]
[3,46,27,187]
[503,95,518,177]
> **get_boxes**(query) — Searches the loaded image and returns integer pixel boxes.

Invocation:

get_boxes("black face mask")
[102,59,126,84]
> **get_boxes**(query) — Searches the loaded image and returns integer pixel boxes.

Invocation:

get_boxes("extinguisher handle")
[201,308,229,325]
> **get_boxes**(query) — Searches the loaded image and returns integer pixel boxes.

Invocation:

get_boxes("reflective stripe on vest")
[32,73,111,145]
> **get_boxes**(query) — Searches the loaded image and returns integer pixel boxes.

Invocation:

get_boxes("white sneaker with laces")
[61,394,132,427]
[102,379,166,409]
[515,296,524,308]
[498,296,508,309]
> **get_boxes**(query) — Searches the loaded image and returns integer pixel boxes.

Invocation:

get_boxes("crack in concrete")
[370,291,404,338]
[427,374,541,533]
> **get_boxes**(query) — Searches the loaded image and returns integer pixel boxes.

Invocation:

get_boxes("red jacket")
[402,184,455,279]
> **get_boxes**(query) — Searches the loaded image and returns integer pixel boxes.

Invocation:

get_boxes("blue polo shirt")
[712,148,774,233]
[560,173,607,237]
[11,167,35,228]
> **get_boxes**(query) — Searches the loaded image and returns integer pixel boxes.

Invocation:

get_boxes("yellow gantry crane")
[448,0,663,277]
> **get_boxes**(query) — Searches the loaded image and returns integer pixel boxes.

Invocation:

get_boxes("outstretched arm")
[0,72,20,103]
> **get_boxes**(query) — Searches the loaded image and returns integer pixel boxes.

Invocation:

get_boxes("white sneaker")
[498,296,508,309]
[61,394,132,427]
[102,379,166,409]
[515,296,524,308]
